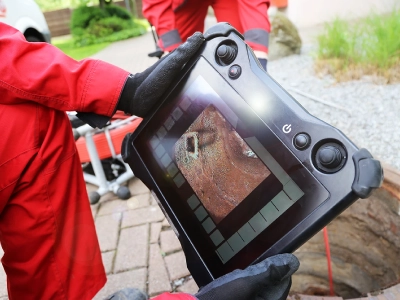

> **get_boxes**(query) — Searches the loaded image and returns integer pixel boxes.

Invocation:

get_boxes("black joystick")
[318,146,342,168]
[315,142,346,173]
[217,44,237,65]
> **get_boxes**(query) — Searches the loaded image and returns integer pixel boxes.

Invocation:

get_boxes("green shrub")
[71,6,108,35]
[104,5,132,20]
[86,16,132,37]
[74,19,147,47]
[70,5,148,46]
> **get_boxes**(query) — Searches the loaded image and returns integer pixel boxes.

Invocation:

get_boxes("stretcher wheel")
[89,191,101,205]
[117,186,131,200]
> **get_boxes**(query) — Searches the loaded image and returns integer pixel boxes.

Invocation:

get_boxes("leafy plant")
[70,4,147,46]
[103,4,132,20]
[71,6,108,35]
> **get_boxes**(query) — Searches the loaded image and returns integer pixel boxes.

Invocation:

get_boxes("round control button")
[294,133,311,150]
[314,142,347,173]
[318,146,342,168]
[216,44,237,65]
[228,65,241,79]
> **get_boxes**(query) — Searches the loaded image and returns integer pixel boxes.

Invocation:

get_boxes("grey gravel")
[267,53,400,172]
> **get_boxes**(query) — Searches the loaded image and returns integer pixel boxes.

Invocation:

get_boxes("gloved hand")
[194,253,299,300]
[76,32,204,128]
[107,254,298,300]
[117,32,205,117]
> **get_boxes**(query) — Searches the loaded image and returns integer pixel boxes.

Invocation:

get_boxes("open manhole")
[290,166,400,298]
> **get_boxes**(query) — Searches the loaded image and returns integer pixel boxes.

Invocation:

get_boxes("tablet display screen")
[134,58,329,277]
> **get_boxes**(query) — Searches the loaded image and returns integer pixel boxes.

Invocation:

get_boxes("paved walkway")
[88,179,198,299]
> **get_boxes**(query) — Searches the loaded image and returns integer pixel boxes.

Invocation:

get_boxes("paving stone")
[95,213,121,252]
[148,244,172,296]
[102,251,115,275]
[150,193,158,206]
[115,224,149,272]
[160,230,181,254]
[177,278,199,294]
[150,222,162,244]
[164,251,190,280]
[98,199,128,217]
[126,194,151,210]
[98,194,150,216]
[162,218,170,228]
[93,268,147,300]
[129,178,150,195]
[122,206,164,228]
[91,202,99,220]
[86,183,97,194]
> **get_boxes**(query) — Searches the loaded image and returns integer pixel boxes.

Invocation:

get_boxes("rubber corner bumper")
[121,133,132,162]
[204,22,244,41]
[352,148,384,198]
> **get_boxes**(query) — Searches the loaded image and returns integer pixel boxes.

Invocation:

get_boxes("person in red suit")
[0,22,297,300]
[143,0,270,69]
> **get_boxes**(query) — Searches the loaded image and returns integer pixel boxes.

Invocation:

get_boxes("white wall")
[285,0,400,28]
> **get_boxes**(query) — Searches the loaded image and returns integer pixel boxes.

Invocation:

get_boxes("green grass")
[316,9,400,82]
[53,37,111,60]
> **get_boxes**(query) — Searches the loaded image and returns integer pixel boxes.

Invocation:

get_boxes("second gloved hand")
[195,253,299,300]
[117,32,205,117]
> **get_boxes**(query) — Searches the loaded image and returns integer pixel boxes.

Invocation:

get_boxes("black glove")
[76,32,204,128]
[117,32,205,117]
[195,254,299,300]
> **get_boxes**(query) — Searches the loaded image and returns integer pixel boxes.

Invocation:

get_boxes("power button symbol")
[282,124,292,134]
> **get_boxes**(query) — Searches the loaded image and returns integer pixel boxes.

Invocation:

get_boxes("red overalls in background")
[143,0,271,55]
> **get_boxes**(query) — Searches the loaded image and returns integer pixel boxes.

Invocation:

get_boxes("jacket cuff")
[116,74,137,113]
[75,112,111,129]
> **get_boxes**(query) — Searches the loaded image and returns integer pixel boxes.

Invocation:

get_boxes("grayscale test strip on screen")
[133,62,329,279]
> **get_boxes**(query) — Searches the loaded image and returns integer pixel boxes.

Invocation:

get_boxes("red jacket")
[0,22,197,300]
[0,24,128,118]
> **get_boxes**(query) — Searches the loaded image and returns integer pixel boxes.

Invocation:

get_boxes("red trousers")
[143,0,270,52]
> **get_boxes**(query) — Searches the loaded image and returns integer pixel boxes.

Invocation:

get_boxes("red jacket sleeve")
[0,23,129,117]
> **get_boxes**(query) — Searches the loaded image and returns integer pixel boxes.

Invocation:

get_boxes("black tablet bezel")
[132,58,330,278]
